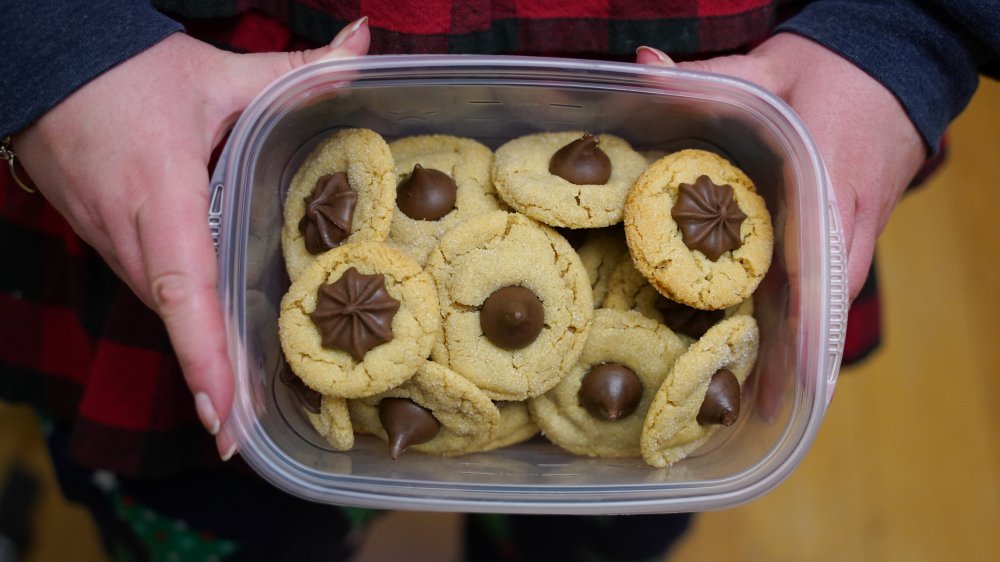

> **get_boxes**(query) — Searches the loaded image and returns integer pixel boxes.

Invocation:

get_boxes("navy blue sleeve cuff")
[776,0,991,153]
[0,1,183,138]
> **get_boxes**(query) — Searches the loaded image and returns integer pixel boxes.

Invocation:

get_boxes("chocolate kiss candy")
[548,133,612,185]
[278,363,322,414]
[396,164,458,221]
[479,286,545,350]
[653,295,724,339]
[696,369,741,426]
[309,267,401,361]
[298,172,358,254]
[578,363,643,421]
[671,175,747,261]
[378,397,441,459]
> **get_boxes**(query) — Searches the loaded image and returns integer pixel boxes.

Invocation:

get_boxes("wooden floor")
[2,79,998,562]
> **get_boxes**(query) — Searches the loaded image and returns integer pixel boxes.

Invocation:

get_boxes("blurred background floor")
[3,78,999,562]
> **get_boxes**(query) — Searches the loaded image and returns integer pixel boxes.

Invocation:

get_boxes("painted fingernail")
[194,392,220,436]
[636,45,676,67]
[329,16,368,50]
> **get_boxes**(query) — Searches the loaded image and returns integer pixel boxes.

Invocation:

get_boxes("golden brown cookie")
[528,309,687,458]
[492,131,649,228]
[348,361,501,457]
[603,252,753,342]
[640,315,759,468]
[387,135,502,265]
[278,241,439,398]
[425,211,593,401]
[306,395,355,451]
[469,401,540,453]
[282,128,396,280]
[623,149,773,310]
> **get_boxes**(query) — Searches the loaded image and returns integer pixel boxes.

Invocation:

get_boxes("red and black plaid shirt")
[169,0,781,56]
[0,1,901,477]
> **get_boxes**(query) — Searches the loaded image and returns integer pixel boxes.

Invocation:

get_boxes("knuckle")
[286,50,308,69]
[150,271,193,316]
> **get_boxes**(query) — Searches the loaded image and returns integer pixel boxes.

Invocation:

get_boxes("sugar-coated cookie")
[425,211,593,401]
[640,315,759,468]
[387,135,502,265]
[492,131,648,228]
[624,149,772,310]
[528,309,687,458]
[279,241,439,398]
[349,361,501,458]
[282,128,396,280]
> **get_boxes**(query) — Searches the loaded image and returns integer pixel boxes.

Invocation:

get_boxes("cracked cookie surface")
[640,314,759,468]
[349,361,501,456]
[528,309,687,458]
[387,135,502,265]
[492,131,648,228]
[425,211,593,401]
[282,128,396,280]
[279,241,439,398]
[624,149,773,310]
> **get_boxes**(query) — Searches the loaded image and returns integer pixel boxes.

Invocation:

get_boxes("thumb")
[635,45,778,94]
[635,45,676,67]
[220,16,371,113]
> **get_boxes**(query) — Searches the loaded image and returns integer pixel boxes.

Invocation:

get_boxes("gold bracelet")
[1,136,36,194]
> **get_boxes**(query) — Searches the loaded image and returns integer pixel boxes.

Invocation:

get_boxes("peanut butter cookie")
[282,128,396,280]
[279,241,439,398]
[425,211,593,401]
[640,315,759,468]
[528,309,687,458]
[387,135,502,265]
[492,131,648,228]
[349,361,501,458]
[623,149,772,310]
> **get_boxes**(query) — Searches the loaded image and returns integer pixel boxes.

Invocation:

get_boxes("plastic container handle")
[825,200,847,409]
[209,181,224,251]
[208,142,232,253]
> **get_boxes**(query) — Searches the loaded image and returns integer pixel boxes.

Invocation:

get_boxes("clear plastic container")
[210,55,847,514]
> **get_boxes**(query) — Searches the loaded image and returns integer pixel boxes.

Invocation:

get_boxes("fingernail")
[637,46,675,67]
[221,441,238,462]
[216,426,239,462]
[329,16,368,50]
[194,392,220,436]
